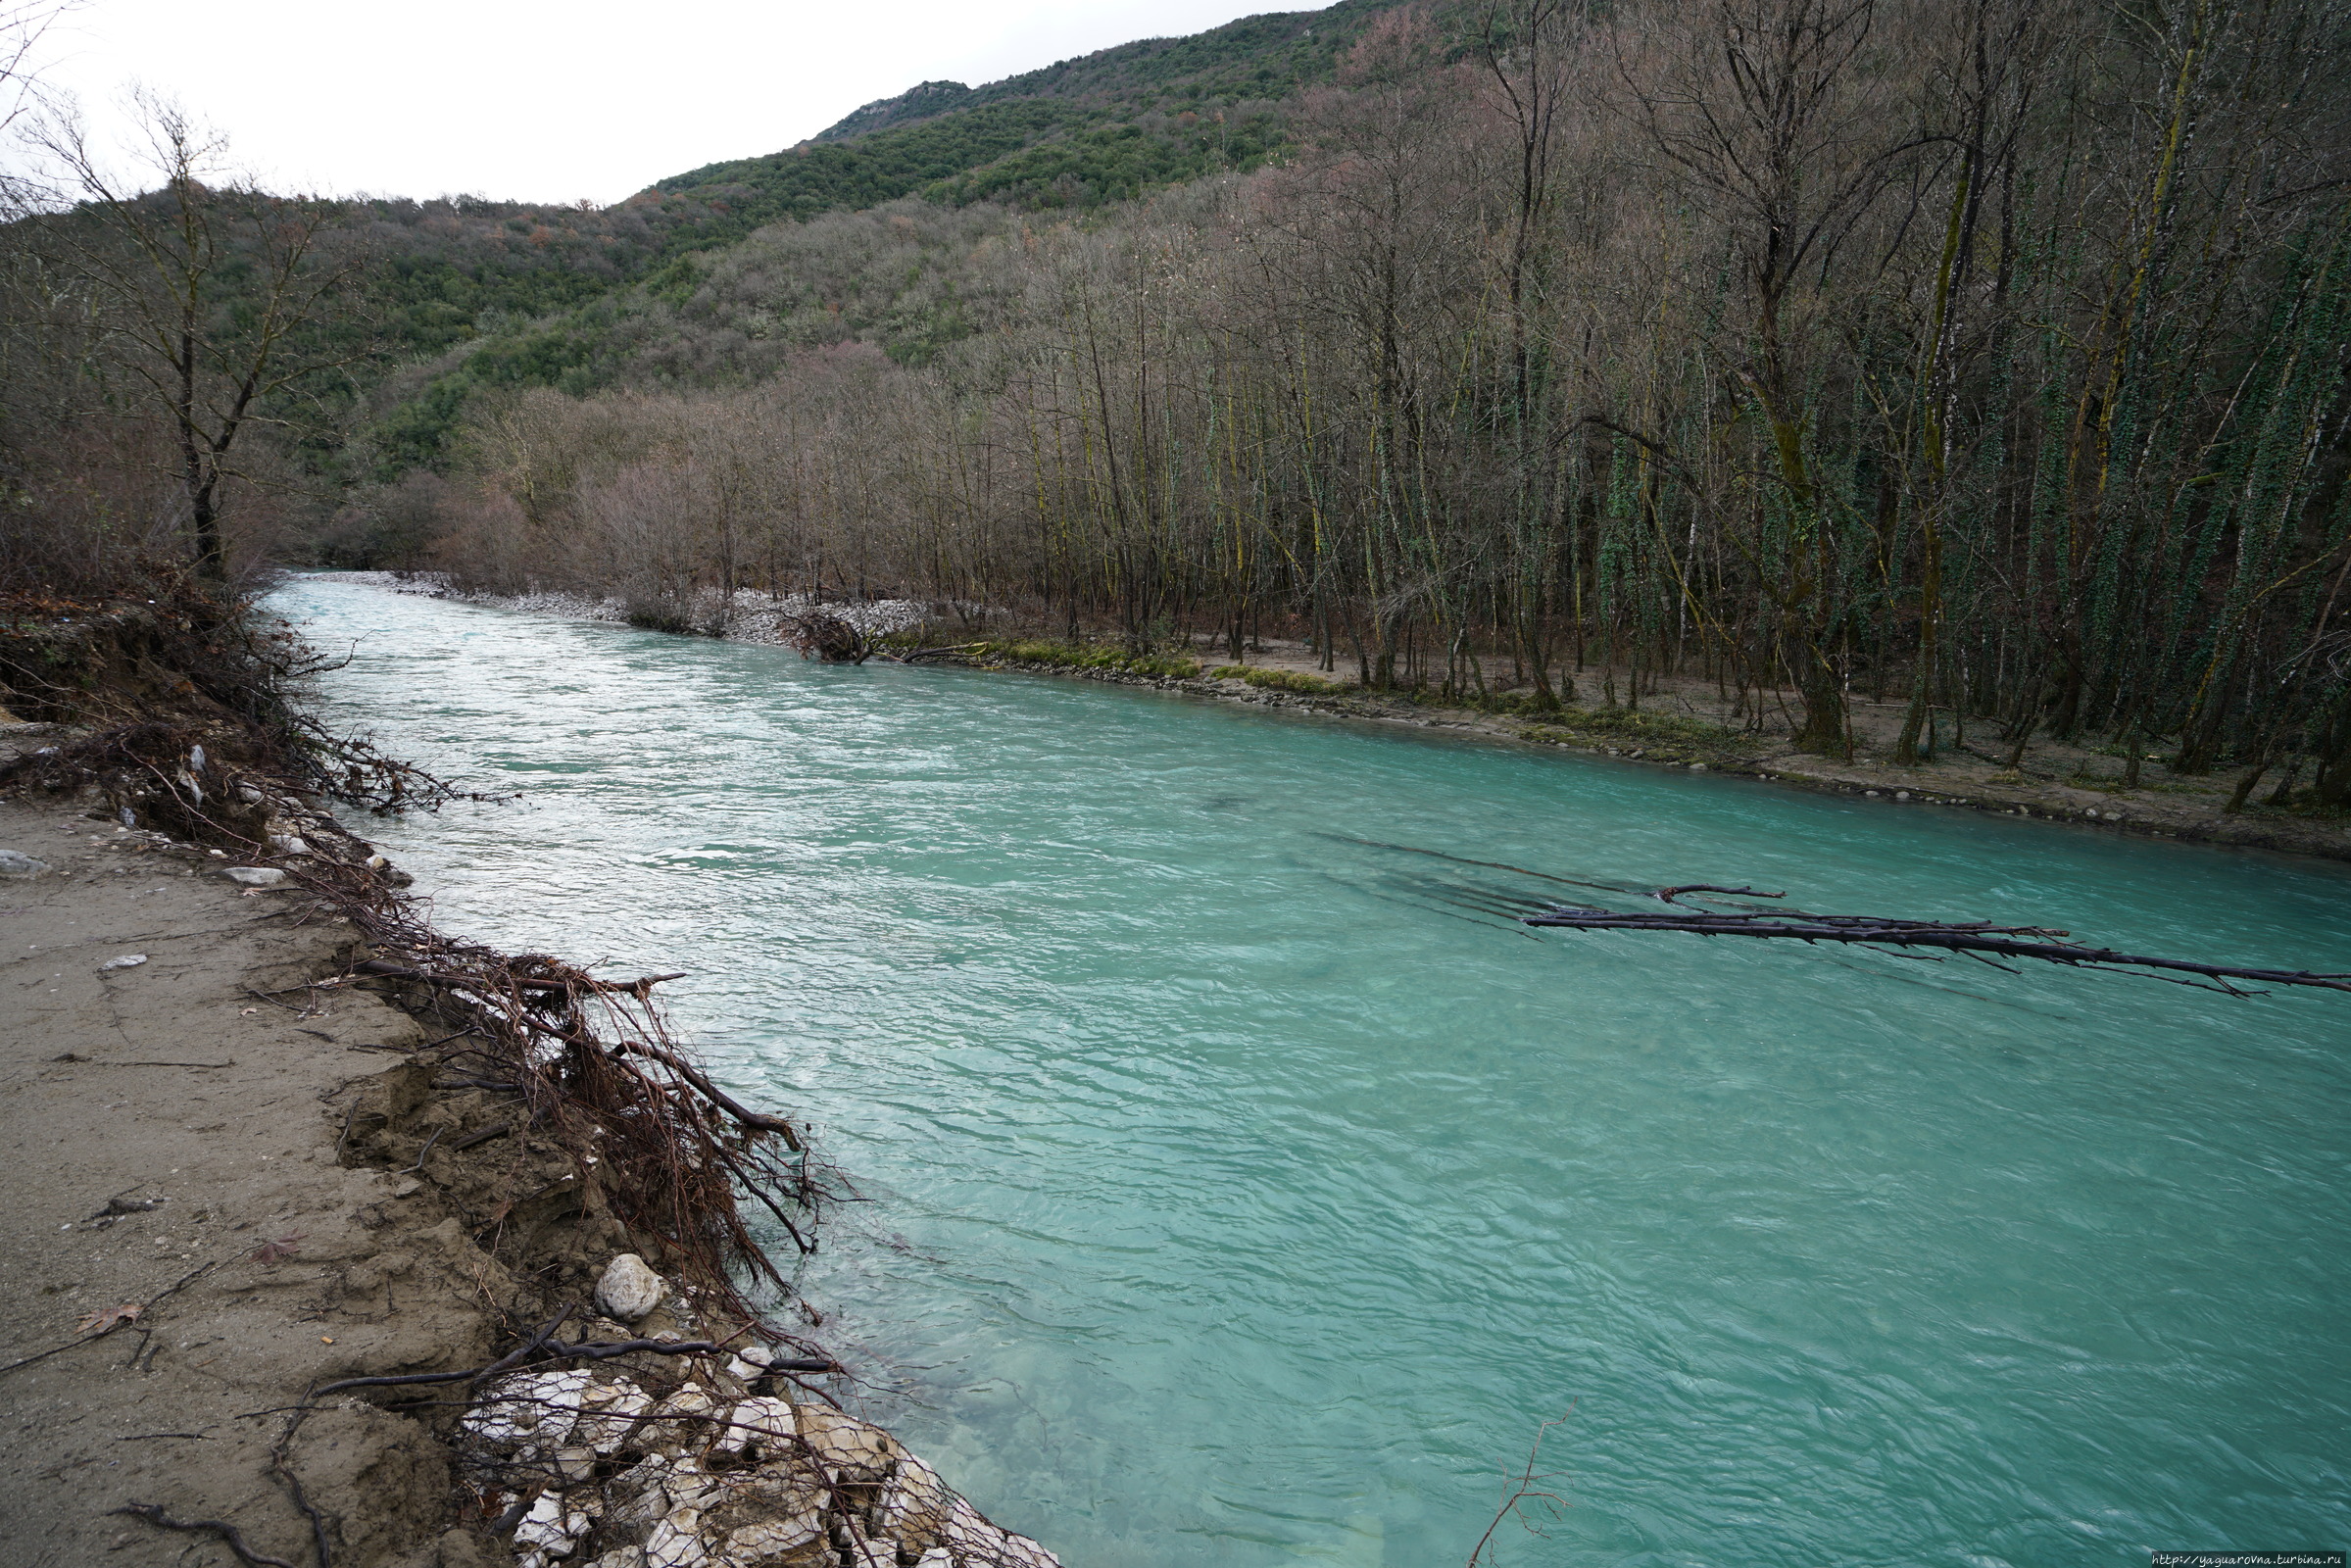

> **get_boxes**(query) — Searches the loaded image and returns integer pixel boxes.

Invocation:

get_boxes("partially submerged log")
[1524,885,2351,996]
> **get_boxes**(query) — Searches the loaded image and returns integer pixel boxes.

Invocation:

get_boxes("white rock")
[935,1498,1060,1568]
[0,849,50,877]
[640,1384,717,1454]
[718,1502,824,1564]
[220,866,288,888]
[877,1454,954,1545]
[596,1253,666,1321]
[465,1369,592,1451]
[794,1406,898,1477]
[733,1344,774,1367]
[269,834,312,856]
[574,1378,654,1455]
[98,954,148,971]
[514,1494,581,1557]
[712,1396,797,1455]
[643,1517,710,1568]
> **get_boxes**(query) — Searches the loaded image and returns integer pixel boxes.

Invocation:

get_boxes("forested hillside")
[416,0,2351,803]
[7,0,2351,808]
[654,2,1383,234]
[338,3,1391,472]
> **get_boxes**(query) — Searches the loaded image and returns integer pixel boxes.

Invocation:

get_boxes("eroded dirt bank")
[0,724,1059,1568]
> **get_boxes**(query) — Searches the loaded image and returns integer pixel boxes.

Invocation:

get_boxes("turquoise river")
[277,578,2350,1568]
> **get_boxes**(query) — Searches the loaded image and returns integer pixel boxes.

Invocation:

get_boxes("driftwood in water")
[1524,885,2351,996]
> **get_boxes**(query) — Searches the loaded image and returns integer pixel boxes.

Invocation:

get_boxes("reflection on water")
[279,578,2351,1568]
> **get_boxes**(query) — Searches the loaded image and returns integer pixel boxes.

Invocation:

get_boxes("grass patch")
[978,639,1200,680]
[1210,664,1348,695]
[1516,704,1745,763]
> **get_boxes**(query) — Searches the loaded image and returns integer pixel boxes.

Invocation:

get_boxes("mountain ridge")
[638,1,1380,239]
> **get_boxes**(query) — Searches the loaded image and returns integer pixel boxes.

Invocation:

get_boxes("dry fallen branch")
[1525,886,2351,995]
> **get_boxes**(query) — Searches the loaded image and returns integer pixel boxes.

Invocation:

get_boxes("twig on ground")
[398,1128,442,1173]
[111,1502,300,1568]
[268,1406,331,1568]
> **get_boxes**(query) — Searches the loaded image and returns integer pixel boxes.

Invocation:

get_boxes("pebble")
[98,954,147,971]
[595,1252,666,1322]
[220,866,288,888]
[0,849,50,877]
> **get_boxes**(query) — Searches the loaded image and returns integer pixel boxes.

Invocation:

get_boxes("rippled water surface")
[277,579,2351,1567]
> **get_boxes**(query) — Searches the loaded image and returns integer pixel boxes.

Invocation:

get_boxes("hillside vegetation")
[652,1,1362,234]
[8,0,2351,815]
[345,3,1389,468]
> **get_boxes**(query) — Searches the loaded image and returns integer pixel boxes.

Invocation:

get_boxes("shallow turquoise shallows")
[274,579,2351,1567]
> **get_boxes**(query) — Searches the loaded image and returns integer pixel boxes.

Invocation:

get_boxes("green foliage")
[1518,707,1746,763]
[644,1,1387,241]
[347,4,1394,466]
[654,102,1077,244]
[815,4,1374,140]
[924,111,1288,209]
[1212,665,1347,694]
[986,639,1200,679]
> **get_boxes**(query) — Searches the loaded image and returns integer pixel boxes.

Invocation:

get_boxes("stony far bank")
[0,711,1059,1568]
[336,573,2351,867]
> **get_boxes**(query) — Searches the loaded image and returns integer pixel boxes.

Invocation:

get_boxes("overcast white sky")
[24,0,1324,205]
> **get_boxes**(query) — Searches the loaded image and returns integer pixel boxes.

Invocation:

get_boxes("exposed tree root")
[111,1503,301,1568]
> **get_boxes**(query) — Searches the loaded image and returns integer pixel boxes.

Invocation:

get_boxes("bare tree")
[0,1,71,137]
[19,94,364,578]
[1617,0,1921,754]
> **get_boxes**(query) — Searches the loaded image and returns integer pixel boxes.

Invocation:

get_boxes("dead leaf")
[248,1233,303,1265]
[76,1302,140,1335]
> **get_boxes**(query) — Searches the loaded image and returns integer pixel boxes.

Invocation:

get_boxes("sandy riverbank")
[0,720,1060,1568]
[0,738,498,1568]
